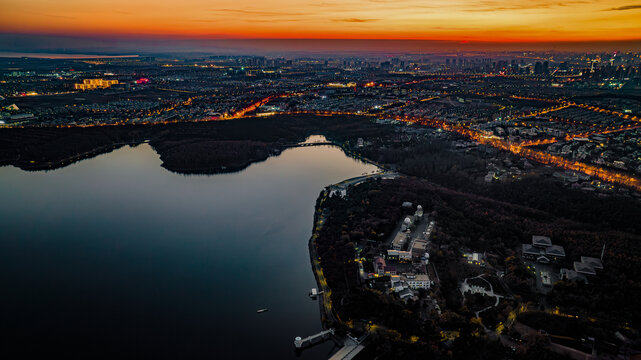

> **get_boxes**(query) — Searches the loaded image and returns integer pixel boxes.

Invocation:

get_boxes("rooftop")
[412,274,430,281]
[522,243,542,255]
[580,256,603,269]
[411,239,428,251]
[574,261,597,276]
[391,230,408,250]
[532,235,553,248]
[560,268,588,283]
[546,245,566,257]
[399,288,414,299]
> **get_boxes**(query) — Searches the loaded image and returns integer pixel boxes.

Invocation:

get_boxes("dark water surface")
[0,142,378,359]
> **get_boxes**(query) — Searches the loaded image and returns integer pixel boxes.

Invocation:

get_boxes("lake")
[0,139,379,359]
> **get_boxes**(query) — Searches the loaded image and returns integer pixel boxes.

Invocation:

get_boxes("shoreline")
[308,189,335,328]
[305,150,388,355]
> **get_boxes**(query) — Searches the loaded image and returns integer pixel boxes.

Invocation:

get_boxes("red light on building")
[136,78,150,84]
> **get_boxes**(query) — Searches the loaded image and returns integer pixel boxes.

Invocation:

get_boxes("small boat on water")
[256,308,268,313]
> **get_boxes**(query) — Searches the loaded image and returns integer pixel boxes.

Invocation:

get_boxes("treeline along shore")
[0,114,389,174]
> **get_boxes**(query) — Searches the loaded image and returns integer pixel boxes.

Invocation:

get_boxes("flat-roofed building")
[410,239,428,258]
[384,266,397,275]
[391,230,409,251]
[387,249,412,261]
[403,274,431,289]
[463,252,486,266]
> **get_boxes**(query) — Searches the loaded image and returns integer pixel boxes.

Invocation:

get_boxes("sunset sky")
[1,0,640,42]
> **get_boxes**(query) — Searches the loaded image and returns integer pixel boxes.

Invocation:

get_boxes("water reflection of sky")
[0,142,378,359]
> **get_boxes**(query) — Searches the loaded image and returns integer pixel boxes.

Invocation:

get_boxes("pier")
[294,329,334,349]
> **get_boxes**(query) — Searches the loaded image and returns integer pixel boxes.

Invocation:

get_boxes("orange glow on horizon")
[1,1,641,43]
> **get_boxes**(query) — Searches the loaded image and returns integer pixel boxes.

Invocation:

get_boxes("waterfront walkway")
[329,334,368,360]
[294,329,334,349]
[328,344,365,360]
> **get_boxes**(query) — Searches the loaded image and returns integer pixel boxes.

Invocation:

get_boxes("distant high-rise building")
[534,61,543,75]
